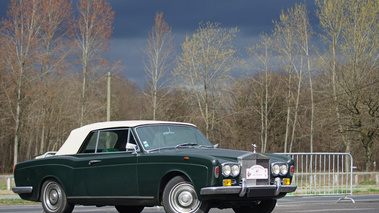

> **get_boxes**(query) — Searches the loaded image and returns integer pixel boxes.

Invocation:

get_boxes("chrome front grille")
[238,153,270,186]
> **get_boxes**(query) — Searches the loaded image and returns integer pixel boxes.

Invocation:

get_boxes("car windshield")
[135,125,213,151]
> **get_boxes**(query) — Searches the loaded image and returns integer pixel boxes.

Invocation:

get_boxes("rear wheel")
[41,179,74,213]
[162,176,209,213]
[233,199,277,213]
[115,205,144,213]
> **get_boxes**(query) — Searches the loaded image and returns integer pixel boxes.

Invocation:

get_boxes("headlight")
[272,164,280,175]
[231,165,240,177]
[222,165,231,177]
[280,165,288,175]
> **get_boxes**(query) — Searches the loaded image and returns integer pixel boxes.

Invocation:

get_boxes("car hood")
[154,148,291,164]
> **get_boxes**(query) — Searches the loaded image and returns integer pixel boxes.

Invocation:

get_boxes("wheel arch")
[158,171,191,204]
[38,176,65,201]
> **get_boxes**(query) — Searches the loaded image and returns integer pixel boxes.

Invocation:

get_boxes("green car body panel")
[13,120,296,211]
[14,149,294,202]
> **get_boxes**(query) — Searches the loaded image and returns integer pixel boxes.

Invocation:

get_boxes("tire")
[233,199,277,213]
[162,176,209,213]
[41,179,74,213]
[115,205,144,213]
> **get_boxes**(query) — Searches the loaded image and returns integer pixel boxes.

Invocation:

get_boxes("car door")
[75,128,139,197]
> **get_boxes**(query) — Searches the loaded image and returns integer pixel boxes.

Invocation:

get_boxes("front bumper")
[200,179,297,197]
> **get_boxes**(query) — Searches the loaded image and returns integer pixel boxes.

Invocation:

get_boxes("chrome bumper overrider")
[200,178,297,197]
[12,186,33,194]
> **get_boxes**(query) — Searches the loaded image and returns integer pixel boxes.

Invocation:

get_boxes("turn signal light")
[283,178,291,185]
[223,179,232,187]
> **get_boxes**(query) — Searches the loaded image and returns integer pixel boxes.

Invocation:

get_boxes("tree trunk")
[13,65,24,168]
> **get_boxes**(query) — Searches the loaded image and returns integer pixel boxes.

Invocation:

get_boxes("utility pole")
[107,72,111,121]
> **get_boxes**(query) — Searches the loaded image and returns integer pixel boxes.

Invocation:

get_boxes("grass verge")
[353,188,379,194]
[0,199,35,205]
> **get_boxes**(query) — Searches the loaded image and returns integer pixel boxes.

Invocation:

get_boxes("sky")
[0,0,318,88]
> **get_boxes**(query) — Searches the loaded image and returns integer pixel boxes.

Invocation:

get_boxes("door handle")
[88,160,102,165]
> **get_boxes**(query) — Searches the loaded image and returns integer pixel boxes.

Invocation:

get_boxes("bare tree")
[316,0,379,173]
[316,0,350,153]
[74,0,114,126]
[340,0,379,173]
[293,3,315,153]
[247,34,279,152]
[175,22,239,139]
[274,7,303,153]
[143,12,174,120]
[0,0,44,167]
[35,0,73,156]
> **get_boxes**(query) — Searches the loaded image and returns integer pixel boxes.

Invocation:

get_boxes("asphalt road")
[1,194,379,213]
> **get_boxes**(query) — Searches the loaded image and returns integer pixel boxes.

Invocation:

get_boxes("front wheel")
[162,176,209,213]
[233,199,277,213]
[41,179,74,213]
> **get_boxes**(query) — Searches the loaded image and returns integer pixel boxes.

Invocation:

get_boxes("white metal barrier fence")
[0,175,14,191]
[278,153,353,196]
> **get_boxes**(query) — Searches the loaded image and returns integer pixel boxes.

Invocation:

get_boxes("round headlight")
[272,164,280,175]
[222,165,231,177]
[280,165,288,175]
[231,165,240,177]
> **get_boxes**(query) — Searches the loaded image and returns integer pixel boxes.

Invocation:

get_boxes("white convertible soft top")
[55,120,195,156]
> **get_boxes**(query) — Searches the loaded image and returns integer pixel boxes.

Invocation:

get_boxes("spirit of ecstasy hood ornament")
[252,144,257,153]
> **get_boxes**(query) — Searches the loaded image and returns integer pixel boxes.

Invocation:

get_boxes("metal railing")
[0,175,14,191]
[278,153,354,196]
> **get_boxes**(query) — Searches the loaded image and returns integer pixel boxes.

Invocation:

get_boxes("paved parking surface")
[1,194,379,213]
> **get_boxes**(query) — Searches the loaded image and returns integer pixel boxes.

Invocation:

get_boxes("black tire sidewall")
[162,176,209,213]
[41,179,74,213]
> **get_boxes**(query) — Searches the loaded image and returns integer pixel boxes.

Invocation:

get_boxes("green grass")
[353,188,379,194]
[0,184,15,195]
[359,180,376,185]
[0,199,35,205]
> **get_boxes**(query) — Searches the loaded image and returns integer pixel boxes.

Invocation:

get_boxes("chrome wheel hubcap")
[49,190,59,205]
[178,191,193,207]
[169,182,201,213]
[43,182,63,212]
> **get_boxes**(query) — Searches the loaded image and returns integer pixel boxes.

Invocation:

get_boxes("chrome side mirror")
[126,143,137,154]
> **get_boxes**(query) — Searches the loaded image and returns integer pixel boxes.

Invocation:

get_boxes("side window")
[79,129,130,153]
[80,131,98,153]
[98,131,119,152]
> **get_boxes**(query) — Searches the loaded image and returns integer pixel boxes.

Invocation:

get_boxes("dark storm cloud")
[0,0,319,87]
[110,0,317,39]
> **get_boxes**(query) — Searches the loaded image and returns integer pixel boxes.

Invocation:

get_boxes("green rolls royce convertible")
[13,120,296,213]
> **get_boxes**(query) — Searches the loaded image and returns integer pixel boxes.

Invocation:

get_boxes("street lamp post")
[107,72,111,121]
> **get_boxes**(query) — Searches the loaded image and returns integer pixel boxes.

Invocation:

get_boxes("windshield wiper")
[147,143,199,152]
[197,145,213,148]
[175,143,198,148]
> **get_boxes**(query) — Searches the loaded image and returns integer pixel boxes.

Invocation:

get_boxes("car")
[13,120,296,213]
